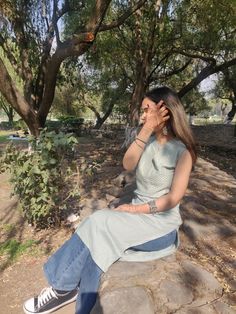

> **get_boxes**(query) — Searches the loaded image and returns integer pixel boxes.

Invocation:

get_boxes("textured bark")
[223,68,236,123]
[226,102,236,123]
[129,77,147,126]
[0,58,40,136]
[128,2,159,126]
[94,103,115,129]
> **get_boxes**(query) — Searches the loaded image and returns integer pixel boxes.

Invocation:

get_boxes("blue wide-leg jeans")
[44,230,177,314]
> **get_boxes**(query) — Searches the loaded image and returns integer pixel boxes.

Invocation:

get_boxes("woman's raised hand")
[143,100,170,132]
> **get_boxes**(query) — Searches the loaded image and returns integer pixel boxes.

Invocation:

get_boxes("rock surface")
[90,254,235,314]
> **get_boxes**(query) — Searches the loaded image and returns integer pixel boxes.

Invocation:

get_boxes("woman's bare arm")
[116,150,193,213]
[122,126,153,171]
[123,101,169,171]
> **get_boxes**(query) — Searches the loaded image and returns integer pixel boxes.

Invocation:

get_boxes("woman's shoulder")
[171,138,186,148]
[171,138,188,159]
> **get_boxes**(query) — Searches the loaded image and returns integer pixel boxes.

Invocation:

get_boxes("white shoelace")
[37,287,58,308]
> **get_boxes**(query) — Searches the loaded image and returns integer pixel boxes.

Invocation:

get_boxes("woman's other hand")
[114,204,136,213]
[114,203,149,214]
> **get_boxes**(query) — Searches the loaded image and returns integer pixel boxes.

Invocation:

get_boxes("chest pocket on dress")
[159,155,177,173]
[162,164,175,171]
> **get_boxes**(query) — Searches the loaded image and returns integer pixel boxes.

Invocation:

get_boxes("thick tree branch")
[0,35,23,79]
[54,1,113,60]
[87,104,101,120]
[85,0,112,34]
[37,1,114,125]
[35,0,72,108]
[53,0,61,45]
[37,55,62,126]
[0,57,39,134]
[159,59,192,79]
[147,49,173,83]
[48,0,149,62]
[178,58,236,98]
[173,49,216,64]
[11,15,34,103]
[0,57,26,114]
[56,0,71,20]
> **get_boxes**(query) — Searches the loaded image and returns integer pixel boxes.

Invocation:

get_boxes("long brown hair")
[145,86,197,164]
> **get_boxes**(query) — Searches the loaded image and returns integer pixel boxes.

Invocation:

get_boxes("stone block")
[91,286,154,314]
[159,280,193,306]
[181,260,222,297]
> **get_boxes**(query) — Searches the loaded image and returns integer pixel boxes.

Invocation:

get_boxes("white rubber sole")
[23,294,78,314]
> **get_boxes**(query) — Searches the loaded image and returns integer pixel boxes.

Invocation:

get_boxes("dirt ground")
[0,130,235,313]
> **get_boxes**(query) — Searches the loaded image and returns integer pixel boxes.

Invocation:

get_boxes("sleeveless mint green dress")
[76,137,187,272]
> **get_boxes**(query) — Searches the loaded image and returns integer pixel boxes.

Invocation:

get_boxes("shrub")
[58,115,84,135]
[45,120,64,132]
[0,120,28,131]
[58,115,84,124]
[45,117,84,135]
[13,119,28,131]
[0,129,80,228]
[0,121,12,130]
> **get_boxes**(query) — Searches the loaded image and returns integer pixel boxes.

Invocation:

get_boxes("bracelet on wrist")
[148,200,159,214]
[134,139,144,150]
[136,137,147,144]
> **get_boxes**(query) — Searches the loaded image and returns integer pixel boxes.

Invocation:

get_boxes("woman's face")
[139,97,157,124]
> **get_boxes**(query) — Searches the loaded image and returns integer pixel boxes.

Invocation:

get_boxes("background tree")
[1,0,235,133]
[174,0,236,97]
[181,88,209,125]
[81,0,236,125]
[0,0,147,136]
[0,94,15,126]
[221,66,236,123]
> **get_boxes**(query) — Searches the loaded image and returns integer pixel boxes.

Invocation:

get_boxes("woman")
[23,86,196,314]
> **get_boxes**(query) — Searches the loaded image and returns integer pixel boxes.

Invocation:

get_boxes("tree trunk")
[94,116,105,129]
[88,102,115,129]
[0,97,14,127]
[0,58,41,136]
[129,76,146,126]
[128,1,157,126]
[94,107,113,129]
[7,107,14,127]
[224,102,236,124]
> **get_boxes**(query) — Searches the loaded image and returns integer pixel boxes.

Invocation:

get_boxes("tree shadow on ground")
[0,196,73,272]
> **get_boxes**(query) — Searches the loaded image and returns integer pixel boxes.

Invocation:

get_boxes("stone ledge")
[91,254,235,314]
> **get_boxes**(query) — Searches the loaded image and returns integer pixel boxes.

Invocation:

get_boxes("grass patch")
[0,239,40,261]
[0,223,15,234]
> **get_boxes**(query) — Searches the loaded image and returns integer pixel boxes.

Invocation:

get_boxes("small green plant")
[79,158,102,183]
[0,129,80,228]
[0,223,15,234]
[0,239,39,261]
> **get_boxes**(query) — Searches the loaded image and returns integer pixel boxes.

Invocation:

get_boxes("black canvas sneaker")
[23,286,78,314]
